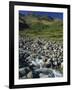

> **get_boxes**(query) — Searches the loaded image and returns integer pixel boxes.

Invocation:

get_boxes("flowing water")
[32,58,63,78]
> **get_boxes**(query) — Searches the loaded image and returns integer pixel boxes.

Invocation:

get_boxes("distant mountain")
[19,12,54,21]
[19,11,63,20]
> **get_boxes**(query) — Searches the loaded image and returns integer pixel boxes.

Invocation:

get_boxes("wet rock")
[32,70,40,78]
[39,73,48,78]
[21,76,27,79]
[27,71,33,78]
[19,67,30,78]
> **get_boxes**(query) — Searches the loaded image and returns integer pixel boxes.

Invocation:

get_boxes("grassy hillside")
[19,13,63,42]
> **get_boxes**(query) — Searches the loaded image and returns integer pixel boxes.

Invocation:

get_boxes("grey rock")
[27,71,33,78]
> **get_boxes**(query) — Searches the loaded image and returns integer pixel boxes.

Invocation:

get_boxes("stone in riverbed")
[39,73,48,78]
[19,67,30,78]
[21,76,27,79]
[32,70,40,78]
[27,71,33,78]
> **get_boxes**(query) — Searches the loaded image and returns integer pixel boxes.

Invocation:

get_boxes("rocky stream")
[19,36,63,79]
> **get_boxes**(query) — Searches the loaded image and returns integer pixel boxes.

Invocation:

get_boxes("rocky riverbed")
[19,36,63,79]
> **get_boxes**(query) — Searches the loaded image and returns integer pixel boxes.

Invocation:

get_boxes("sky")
[19,10,63,20]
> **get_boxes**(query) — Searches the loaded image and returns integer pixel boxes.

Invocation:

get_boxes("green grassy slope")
[19,13,63,42]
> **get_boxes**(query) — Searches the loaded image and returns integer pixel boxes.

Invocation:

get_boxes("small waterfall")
[40,64,42,69]
[35,68,63,78]
[31,58,63,78]
[52,69,63,77]
[35,58,44,69]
